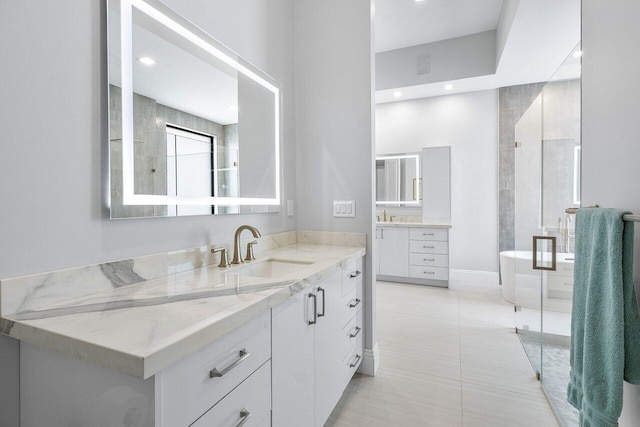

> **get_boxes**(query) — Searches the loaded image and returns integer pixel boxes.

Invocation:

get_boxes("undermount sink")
[230,258,314,279]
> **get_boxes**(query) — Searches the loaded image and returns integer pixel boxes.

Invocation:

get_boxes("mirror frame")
[375,153,422,207]
[109,0,282,208]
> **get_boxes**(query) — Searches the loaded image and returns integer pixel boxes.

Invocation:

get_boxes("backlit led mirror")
[108,0,281,218]
[376,153,422,206]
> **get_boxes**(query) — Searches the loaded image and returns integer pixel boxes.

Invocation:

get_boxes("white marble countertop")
[376,221,451,228]
[0,243,365,379]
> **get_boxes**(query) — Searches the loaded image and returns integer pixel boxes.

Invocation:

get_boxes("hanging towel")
[567,208,640,427]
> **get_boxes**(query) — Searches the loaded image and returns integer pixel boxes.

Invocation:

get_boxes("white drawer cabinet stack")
[377,225,450,287]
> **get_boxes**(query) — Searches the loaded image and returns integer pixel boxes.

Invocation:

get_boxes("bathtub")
[499,250,575,303]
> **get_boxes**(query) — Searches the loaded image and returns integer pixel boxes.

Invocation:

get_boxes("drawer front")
[409,265,449,281]
[547,275,574,291]
[340,287,363,328]
[409,253,449,268]
[191,361,271,427]
[409,228,448,241]
[342,257,363,296]
[410,240,448,254]
[338,334,364,393]
[160,311,271,427]
[340,308,363,358]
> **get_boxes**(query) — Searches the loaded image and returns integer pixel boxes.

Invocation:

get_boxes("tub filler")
[499,251,575,304]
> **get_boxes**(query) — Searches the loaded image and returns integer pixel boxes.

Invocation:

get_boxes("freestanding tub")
[499,250,575,303]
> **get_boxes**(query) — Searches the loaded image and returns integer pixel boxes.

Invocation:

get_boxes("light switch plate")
[333,200,355,218]
[287,200,294,217]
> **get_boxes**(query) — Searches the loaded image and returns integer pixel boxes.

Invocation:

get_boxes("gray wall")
[0,1,295,425]
[498,82,545,252]
[376,90,499,273]
[582,0,640,423]
[294,0,376,363]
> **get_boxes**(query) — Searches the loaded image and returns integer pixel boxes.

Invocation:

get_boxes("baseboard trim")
[357,343,379,376]
[450,269,499,286]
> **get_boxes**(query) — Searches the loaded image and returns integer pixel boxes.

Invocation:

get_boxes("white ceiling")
[376,0,581,103]
[375,0,504,53]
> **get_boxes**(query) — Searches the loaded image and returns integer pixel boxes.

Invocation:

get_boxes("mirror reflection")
[376,153,422,206]
[108,0,280,218]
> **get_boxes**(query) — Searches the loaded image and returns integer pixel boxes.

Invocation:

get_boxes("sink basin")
[229,258,314,279]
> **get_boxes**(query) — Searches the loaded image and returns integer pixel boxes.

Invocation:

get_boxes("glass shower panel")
[514,94,544,377]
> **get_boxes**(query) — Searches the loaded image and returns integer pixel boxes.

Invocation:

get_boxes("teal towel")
[568,208,640,427]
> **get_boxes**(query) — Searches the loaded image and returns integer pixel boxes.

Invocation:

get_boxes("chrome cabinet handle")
[349,298,361,308]
[423,245,435,249]
[381,229,384,239]
[209,349,251,378]
[317,287,325,317]
[235,409,251,427]
[423,258,435,262]
[350,270,361,278]
[308,293,317,325]
[350,354,362,368]
[423,232,434,236]
[350,326,361,338]
[423,271,435,275]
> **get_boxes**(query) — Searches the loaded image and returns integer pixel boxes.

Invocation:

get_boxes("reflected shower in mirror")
[376,153,422,206]
[108,0,281,218]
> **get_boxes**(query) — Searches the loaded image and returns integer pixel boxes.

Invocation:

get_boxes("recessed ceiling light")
[137,57,156,66]
[573,50,583,58]
[228,105,239,111]
[393,91,402,98]
[415,0,425,2]
[444,84,453,91]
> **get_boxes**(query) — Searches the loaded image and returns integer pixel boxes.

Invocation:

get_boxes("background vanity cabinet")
[377,225,449,287]
[376,226,409,276]
[272,258,364,427]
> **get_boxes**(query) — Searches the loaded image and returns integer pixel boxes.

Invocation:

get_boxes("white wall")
[582,0,640,423]
[294,0,376,369]
[376,90,499,273]
[0,1,295,425]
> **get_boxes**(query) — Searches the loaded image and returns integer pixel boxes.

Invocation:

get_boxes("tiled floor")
[326,281,560,427]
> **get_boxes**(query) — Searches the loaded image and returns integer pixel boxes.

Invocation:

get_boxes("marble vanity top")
[0,243,365,379]
[376,221,451,228]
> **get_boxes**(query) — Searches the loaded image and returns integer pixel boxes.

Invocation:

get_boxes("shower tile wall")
[499,82,546,252]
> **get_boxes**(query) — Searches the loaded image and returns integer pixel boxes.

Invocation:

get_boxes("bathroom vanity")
[376,222,451,287]
[0,233,365,426]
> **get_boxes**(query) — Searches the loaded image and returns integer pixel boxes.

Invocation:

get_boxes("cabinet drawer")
[409,228,448,241]
[409,253,449,268]
[409,240,448,254]
[409,266,449,281]
[160,311,271,427]
[342,257,363,296]
[340,308,363,358]
[546,275,574,291]
[338,334,363,393]
[191,361,271,427]
[340,286,363,328]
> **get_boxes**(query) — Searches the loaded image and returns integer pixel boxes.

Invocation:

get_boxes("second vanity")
[375,221,451,287]
[0,231,365,427]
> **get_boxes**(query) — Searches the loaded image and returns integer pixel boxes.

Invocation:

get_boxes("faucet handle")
[389,215,396,222]
[245,241,258,262]
[211,247,230,268]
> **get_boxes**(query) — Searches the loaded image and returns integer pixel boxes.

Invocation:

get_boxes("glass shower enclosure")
[514,44,581,426]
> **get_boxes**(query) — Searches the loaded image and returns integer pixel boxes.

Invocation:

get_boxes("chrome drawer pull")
[423,271,435,275]
[349,298,361,308]
[423,233,434,236]
[350,354,362,368]
[235,409,251,427]
[423,245,435,249]
[350,326,362,338]
[317,287,325,317]
[308,293,317,325]
[564,282,573,286]
[209,349,251,378]
[349,270,362,278]
[423,258,435,262]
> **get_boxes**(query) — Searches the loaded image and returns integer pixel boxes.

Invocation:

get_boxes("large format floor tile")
[328,281,560,426]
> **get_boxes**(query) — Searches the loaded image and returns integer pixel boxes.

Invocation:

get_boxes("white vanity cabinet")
[377,225,450,287]
[376,226,409,277]
[272,259,364,427]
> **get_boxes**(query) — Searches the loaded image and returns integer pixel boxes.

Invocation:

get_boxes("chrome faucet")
[231,225,261,265]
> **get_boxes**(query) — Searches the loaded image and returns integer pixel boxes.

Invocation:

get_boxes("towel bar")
[565,206,640,222]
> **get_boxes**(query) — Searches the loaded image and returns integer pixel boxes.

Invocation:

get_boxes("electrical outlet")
[333,200,355,218]
[287,200,294,216]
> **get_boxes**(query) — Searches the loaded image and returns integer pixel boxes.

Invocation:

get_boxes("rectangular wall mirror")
[376,153,422,206]
[108,0,281,218]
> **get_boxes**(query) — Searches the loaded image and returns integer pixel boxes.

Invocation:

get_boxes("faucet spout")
[231,225,262,265]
